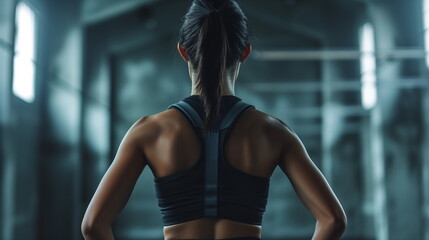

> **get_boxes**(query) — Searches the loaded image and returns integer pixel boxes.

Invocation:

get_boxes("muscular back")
[82,100,346,240]
[141,107,285,239]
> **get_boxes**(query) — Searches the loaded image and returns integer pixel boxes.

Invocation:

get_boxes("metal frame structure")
[248,47,429,240]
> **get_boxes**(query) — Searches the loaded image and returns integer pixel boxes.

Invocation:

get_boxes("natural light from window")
[12,2,36,103]
[424,0,429,67]
[360,23,377,110]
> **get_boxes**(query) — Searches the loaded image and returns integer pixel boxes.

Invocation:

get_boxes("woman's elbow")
[331,213,347,233]
[319,213,347,234]
[81,218,96,238]
[81,216,104,239]
[81,216,114,240]
[337,217,347,232]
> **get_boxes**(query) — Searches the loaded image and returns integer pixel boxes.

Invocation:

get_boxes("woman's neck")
[190,72,237,96]
[188,62,241,96]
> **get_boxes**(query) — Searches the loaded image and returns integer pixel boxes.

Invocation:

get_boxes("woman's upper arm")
[82,116,151,228]
[277,124,347,224]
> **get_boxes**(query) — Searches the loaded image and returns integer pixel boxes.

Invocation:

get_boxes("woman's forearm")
[311,219,346,240]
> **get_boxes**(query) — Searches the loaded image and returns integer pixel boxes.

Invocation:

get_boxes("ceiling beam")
[243,2,326,43]
[82,0,160,26]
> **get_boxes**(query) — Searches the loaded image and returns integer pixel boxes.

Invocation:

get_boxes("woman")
[81,0,347,239]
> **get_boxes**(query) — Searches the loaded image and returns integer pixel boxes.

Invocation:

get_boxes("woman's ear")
[177,42,189,62]
[240,43,252,62]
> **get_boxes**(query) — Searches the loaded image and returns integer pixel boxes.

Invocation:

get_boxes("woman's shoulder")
[126,111,176,144]
[249,109,293,132]
[237,108,294,144]
[135,109,188,137]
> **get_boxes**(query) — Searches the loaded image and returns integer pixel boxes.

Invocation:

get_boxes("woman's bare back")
[81,98,346,240]
[142,107,285,240]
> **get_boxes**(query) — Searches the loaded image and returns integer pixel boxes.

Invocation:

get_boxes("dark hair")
[178,0,249,130]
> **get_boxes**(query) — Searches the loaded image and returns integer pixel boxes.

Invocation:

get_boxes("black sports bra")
[153,95,270,226]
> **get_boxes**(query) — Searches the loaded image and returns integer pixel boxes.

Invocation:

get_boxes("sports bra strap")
[168,100,255,130]
[204,130,219,216]
[168,101,204,129]
[219,101,255,130]
[166,98,256,218]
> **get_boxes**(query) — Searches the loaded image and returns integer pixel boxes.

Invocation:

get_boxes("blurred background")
[0,0,428,239]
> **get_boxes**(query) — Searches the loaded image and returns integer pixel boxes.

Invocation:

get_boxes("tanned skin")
[81,43,347,240]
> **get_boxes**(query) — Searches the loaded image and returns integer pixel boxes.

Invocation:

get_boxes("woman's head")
[177,0,252,130]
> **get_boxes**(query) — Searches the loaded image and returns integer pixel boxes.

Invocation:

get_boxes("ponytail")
[179,0,249,130]
[196,10,228,130]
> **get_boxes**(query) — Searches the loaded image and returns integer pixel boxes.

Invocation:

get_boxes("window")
[360,23,377,110]
[424,0,429,67]
[12,2,37,103]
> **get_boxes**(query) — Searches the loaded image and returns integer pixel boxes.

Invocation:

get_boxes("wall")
[1,0,41,239]
[36,0,84,239]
